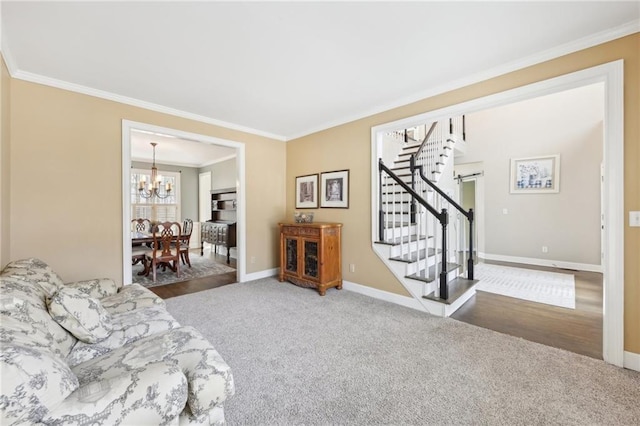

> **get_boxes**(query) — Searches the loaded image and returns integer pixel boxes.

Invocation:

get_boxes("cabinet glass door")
[303,240,319,278]
[284,238,298,273]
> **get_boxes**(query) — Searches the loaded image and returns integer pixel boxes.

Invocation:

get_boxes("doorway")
[370,60,624,366]
[122,120,247,287]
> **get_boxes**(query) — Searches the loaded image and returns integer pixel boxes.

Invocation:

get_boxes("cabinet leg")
[337,282,343,290]
[318,288,326,296]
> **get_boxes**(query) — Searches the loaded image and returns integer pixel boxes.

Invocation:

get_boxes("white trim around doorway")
[370,60,625,368]
[122,120,247,284]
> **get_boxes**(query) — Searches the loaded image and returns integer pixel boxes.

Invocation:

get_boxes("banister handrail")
[414,163,472,221]
[414,122,438,163]
[379,160,445,223]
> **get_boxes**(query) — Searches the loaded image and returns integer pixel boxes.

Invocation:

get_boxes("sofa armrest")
[169,327,235,417]
[71,327,234,421]
[44,362,187,425]
[64,278,122,299]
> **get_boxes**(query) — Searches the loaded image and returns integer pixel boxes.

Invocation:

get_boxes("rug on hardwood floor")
[132,254,236,288]
[474,263,576,309]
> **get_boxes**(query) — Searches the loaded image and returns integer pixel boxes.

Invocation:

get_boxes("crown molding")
[8,67,288,142]
[286,20,640,140]
[2,19,638,142]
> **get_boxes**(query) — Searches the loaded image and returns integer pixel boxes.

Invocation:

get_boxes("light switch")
[502,208,508,215]
[630,211,640,227]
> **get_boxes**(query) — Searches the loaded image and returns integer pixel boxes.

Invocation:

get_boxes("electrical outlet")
[630,211,640,227]
[502,208,508,215]
[250,256,256,264]
[349,264,355,273]
[542,246,548,253]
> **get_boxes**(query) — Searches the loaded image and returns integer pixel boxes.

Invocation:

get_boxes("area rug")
[132,254,236,288]
[475,263,575,309]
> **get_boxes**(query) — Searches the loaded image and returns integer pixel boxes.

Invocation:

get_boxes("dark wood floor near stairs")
[149,252,237,299]
[451,260,603,360]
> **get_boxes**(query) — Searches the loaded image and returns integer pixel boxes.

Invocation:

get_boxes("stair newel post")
[409,155,417,224]
[378,159,385,242]
[467,208,474,280]
[440,208,449,300]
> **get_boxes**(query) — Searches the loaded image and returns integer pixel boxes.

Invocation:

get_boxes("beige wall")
[286,34,640,354]
[8,80,286,282]
[0,58,10,268]
[458,83,603,266]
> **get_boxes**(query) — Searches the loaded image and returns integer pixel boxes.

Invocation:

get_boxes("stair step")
[405,262,460,282]
[422,277,479,305]
[390,166,411,172]
[377,235,428,246]
[389,248,439,263]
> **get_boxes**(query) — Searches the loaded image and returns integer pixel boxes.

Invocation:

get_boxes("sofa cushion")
[1,258,64,298]
[100,283,165,315]
[47,287,113,344]
[0,343,79,425]
[65,278,121,299]
[67,305,181,367]
[0,277,78,358]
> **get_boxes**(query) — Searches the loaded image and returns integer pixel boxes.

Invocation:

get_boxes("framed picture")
[295,174,318,208]
[320,169,349,208]
[510,155,560,194]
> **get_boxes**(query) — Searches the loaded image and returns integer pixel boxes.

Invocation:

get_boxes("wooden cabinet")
[210,187,237,222]
[201,221,236,264]
[201,188,237,264]
[278,222,342,296]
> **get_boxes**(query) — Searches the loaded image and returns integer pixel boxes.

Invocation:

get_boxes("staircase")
[373,117,478,317]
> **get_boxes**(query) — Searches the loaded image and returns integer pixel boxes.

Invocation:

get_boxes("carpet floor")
[165,277,639,425]
[475,263,576,309]
[132,253,235,288]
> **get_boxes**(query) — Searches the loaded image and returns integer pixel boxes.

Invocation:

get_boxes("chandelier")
[137,142,172,199]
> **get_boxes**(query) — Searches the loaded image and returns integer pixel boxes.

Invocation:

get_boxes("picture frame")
[295,174,318,208]
[320,169,349,208]
[510,155,560,194]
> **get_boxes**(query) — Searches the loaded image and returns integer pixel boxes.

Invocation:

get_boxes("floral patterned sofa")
[0,258,234,425]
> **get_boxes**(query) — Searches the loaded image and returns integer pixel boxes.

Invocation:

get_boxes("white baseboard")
[480,252,602,273]
[342,280,425,312]
[243,267,279,282]
[624,351,640,372]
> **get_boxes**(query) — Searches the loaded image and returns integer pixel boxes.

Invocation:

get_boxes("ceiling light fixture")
[137,142,172,199]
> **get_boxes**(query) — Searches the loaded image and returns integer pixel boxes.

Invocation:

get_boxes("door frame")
[122,120,247,283]
[370,60,624,367]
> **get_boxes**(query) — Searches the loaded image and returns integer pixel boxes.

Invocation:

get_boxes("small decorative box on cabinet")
[278,222,342,296]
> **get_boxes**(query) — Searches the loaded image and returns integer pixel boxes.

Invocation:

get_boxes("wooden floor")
[149,252,238,299]
[451,260,603,359]
[149,255,603,360]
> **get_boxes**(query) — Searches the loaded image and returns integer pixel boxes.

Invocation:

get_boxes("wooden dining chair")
[146,221,181,283]
[131,218,151,269]
[178,218,194,267]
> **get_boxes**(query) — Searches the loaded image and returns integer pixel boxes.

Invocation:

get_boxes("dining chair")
[146,221,181,283]
[131,218,152,269]
[178,218,194,267]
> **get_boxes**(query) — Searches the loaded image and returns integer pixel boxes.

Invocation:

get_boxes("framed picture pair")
[295,170,349,209]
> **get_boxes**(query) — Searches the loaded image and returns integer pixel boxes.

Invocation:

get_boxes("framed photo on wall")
[320,169,349,208]
[510,155,560,194]
[295,174,318,208]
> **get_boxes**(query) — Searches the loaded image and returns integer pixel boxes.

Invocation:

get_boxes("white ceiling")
[130,129,236,168]
[2,1,639,141]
